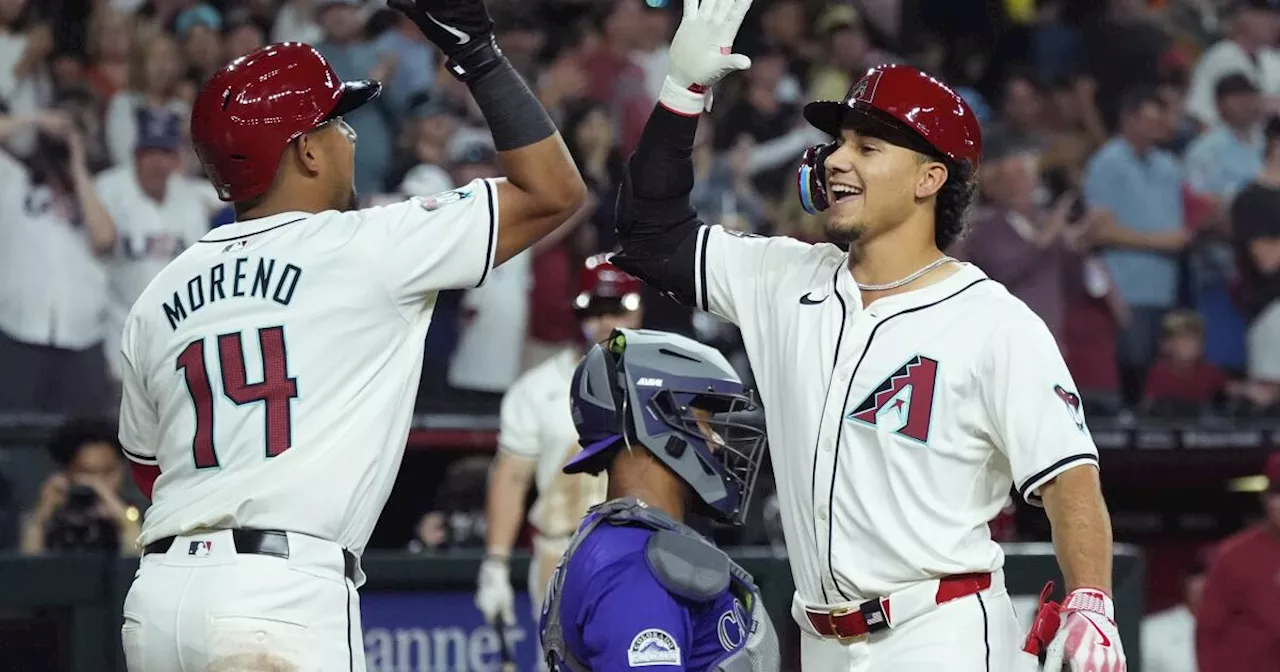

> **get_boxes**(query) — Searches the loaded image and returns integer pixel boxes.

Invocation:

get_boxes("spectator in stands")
[96,109,219,384]
[315,0,394,196]
[371,5,437,119]
[409,455,492,552]
[1079,0,1172,128]
[222,9,266,62]
[1185,73,1265,201]
[580,0,651,153]
[718,42,801,200]
[1158,70,1202,156]
[20,418,141,556]
[985,69,1050,154]
[1142,546,1210,672]
[1141,310,1229,414]
[104,32,187,168]
[562,99,623,252]
[1196,452,1280,671]
[534,23,591,126]
[1040,75,1108,197]
[392,94,455,197]
[174,3,224,88]
[0,110,115,414]
[962,141,1075,341]
[1232,115,1280,410]
[808,5,890,104]
[272,0,324,45]
[82,8,133,105]
[690,118,767,235]
[1185,0,1280,129]
[0,0,53,157]
[755,0,815,84]
[1082,86,1190,404]
[633,1,675,102]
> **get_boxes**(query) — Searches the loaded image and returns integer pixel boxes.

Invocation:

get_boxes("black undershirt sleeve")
[609,105,707,307]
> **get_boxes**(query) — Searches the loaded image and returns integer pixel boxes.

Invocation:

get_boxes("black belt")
[143,529,357,581]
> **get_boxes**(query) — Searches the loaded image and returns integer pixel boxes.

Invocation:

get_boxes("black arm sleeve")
[610,105,707,307]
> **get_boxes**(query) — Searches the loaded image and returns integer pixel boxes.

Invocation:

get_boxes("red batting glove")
[1041,587,1126,672]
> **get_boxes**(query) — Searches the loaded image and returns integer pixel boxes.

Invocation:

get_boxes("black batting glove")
[387,0,503,82]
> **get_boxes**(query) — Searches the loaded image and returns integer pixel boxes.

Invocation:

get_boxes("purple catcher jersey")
[541,521,751,670]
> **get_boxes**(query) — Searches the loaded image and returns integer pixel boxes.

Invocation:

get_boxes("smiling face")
[821,126,949,247]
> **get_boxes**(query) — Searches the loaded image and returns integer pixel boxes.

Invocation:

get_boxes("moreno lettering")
[163,257,303,330]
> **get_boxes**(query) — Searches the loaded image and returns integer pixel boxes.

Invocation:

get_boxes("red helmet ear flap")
[797,142,837,215]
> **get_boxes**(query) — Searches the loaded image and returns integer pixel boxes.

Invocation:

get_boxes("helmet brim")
[327,79,382,120]
[563,435,623,474]
[803,99,949,163]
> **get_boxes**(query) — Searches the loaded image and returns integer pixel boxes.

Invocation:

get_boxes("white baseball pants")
[121,530,364,672]
[797,581,1039,672]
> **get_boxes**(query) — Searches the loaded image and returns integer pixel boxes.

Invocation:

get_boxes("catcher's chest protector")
[540,498,780,672]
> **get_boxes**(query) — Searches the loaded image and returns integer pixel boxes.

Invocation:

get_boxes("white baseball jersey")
[497,347,608,539]
[690,225,1099,605]
[117,179,500,563]
[96,164,220,379]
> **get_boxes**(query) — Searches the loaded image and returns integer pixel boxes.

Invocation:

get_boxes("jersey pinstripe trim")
[694,225,710,311]
[812,262,850,603]
[824,277,989,600]
[121,444,159,465]
[474,179,499,288]
[1017,453,1099,505]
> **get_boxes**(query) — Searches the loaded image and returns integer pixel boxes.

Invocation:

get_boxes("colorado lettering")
[163,257,303,330]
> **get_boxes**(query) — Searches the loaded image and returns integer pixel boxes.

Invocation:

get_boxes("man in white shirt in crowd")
[0,110,115,414]
[1186,0,1280,128]
[96,109,222,384]
[1141,548,1210,672]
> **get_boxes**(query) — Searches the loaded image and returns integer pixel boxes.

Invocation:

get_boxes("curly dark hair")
[934,161,977,251]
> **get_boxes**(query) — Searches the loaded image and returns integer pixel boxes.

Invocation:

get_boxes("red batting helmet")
[574,254,642,315]
[796,64,982,214]
[805,64,982,168]
[191,43,382,203]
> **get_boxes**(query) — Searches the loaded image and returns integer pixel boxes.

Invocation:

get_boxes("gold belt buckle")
[826,606,867,643]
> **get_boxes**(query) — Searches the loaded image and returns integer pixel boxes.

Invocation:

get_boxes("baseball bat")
[494,614,517,672]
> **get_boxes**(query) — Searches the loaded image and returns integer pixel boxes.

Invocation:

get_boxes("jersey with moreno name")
[117,180,499,573]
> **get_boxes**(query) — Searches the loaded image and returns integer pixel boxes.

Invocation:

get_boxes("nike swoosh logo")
[1083,616,1112,647]
[799,292,827,305]
[426,13,470,44]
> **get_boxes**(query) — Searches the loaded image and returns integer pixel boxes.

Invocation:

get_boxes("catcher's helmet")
[574,253,642,316]
[191,43,382,203]
[563,328,767,525]
[797,64,982,214]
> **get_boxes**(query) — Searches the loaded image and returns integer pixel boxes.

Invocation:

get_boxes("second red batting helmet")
[797,64,982,214]
[574,254,642,315]
[191,43,382,203]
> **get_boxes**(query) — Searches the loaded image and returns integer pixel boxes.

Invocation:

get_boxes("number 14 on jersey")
[175,326,299,469]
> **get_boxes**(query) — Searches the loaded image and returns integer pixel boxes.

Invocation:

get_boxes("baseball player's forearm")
[1040,465,1114,593]
[484,451,535,558]
[70,162,117,254]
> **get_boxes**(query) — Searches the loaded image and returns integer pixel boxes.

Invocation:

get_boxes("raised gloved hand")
[474,555,516,626]
[660,0,754,116]
[387,0,499,80]
[1041,588,1126,672]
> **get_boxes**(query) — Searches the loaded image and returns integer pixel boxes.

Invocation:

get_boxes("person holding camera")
[20,419,142,555]
[0,105,117,415]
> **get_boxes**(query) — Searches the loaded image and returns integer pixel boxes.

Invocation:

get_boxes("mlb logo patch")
[188,540,213,557]
[627,628,681,667]
[417,187,475,212]
[222,240,247,253]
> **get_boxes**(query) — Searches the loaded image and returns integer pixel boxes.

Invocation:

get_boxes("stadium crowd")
[0,0,1278,669]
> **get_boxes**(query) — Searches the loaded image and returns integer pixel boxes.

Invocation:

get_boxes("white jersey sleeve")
[980,310,1100,506]
[693,224,814,325]
[351,177,499,307]
[117,316,160,466]
[497,371,542,459]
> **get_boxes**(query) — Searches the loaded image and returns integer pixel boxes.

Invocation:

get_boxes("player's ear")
[291,133,324,178]
[914,159,948,200]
